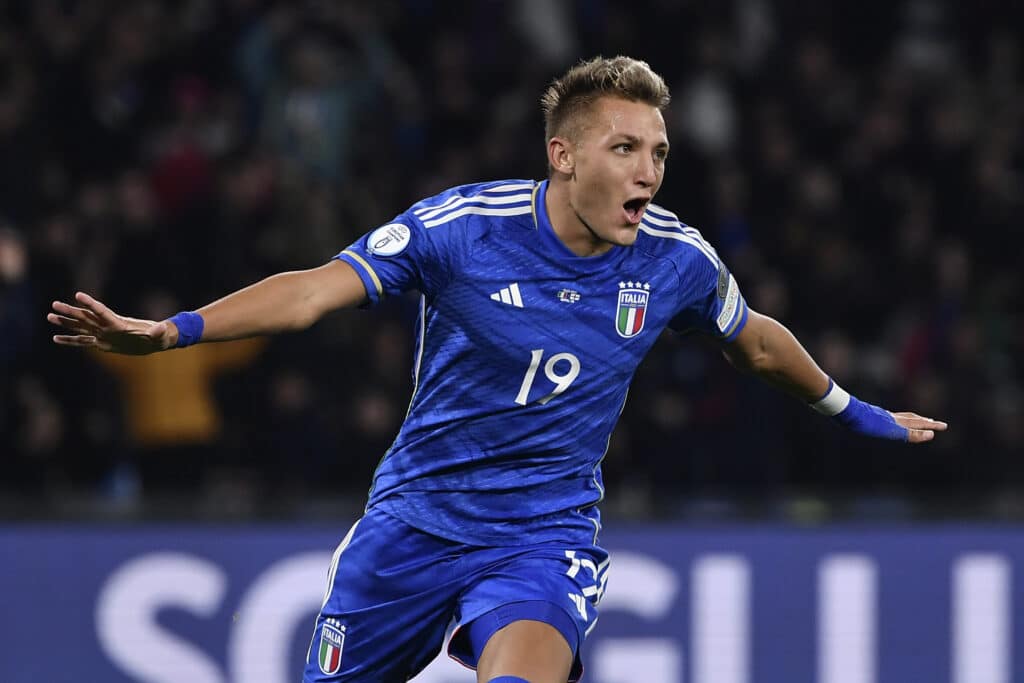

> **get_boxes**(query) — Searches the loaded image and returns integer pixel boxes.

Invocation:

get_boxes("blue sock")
[488,678,531,683]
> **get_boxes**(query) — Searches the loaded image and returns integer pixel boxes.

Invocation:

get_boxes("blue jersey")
[335,179,748,546]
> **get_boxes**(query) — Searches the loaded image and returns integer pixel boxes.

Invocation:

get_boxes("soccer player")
[49,56,946,683]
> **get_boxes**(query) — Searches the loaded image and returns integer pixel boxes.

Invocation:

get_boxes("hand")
[48,292,176,355]
[832,395,948,443]
[890,411,948,444]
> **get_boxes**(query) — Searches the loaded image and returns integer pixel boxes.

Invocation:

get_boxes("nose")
[635,153,658,188]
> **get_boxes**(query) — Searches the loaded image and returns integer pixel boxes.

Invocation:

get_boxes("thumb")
[148,321,170,339]
[148,321,178,350]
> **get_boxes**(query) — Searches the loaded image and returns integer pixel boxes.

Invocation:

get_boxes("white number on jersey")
[514,349,581,406]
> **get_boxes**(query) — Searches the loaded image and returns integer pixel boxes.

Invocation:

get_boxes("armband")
[169,311,204,348]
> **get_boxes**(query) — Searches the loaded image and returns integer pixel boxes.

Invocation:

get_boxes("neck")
[544,177,614,257]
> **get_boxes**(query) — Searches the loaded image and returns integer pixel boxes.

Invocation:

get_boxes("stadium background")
[1,1,1022,681]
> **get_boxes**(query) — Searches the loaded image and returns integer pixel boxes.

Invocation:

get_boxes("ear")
[547,136,575,176]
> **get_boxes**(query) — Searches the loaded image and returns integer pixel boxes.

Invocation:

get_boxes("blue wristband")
[169,311,204,348]
[811,379,908,441]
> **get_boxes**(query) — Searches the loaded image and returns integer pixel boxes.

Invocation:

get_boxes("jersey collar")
[533,180,623,268]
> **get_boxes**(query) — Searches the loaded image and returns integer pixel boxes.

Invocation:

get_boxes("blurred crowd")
[1,0,1021,519]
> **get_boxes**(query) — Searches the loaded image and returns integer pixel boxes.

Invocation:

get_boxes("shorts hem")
[447,599,584,682]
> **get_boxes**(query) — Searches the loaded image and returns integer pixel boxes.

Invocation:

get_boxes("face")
[554,96,669,249]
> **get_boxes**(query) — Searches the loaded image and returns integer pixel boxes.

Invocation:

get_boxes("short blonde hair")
[541,56,671,144]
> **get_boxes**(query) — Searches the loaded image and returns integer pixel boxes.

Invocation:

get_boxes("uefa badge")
[615,280,651,338]
[366,223,411,257]
[318,618,346,675]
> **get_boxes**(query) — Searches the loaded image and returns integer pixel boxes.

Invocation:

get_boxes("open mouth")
[623,197,649,224]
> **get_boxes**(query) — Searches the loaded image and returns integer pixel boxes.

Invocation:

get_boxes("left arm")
[721,309,947,443]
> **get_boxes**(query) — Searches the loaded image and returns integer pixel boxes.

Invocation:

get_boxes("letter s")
[228,552,333,683]
[96,553,227,683]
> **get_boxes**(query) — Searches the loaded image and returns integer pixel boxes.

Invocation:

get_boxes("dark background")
[1,0,1021,522]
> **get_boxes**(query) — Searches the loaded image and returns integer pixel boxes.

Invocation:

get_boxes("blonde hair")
[541,56,671,144]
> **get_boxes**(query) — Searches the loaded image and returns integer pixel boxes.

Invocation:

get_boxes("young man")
[50,56,946,683]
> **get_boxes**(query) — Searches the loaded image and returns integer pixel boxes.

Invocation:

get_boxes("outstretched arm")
[49,259,366,354]
[720,309,947,443]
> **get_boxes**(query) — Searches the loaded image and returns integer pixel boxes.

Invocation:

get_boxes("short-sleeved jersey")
[336,179,748,546]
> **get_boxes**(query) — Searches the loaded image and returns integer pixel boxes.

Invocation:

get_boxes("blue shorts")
[302,507,608,682]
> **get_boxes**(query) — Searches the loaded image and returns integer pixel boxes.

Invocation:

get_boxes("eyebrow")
[614,134,669,148]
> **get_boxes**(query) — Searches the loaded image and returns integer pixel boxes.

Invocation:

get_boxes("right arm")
[191,260,367,341]
[49,260,367,354]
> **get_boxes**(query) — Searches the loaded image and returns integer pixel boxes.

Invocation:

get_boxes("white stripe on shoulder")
[641,212,684,229]
[413,193,460,217]
[645,205,711,239]
[679,225,719,260]
[481,182,535,194]
[638,224,720,268]
[422,205,533,228]
[642,206,719,260]
[412,183,534,217]
[416,192,531,222]
[645,203,681,221]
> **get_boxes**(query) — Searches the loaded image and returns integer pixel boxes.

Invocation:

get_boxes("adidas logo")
[490,282,524,308]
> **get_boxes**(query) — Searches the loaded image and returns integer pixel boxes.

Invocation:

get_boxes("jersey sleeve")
[667,251,749,342]
[333,209,461,305]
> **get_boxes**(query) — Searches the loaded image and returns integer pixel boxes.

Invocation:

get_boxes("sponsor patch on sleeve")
[716,273,740,334]
[717,264,730,300]
[366,223,411,257]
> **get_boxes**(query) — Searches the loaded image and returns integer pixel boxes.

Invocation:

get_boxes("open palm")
[48,292,174,355]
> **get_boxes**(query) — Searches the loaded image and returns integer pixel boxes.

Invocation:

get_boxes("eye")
[654,148,668,162]
[614,143,632,154]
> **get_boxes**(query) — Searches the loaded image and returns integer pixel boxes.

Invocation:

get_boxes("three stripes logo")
[318,618,346,675]
[490,282,524,308]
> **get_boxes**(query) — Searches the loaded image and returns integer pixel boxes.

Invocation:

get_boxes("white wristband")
[811,379,851,416]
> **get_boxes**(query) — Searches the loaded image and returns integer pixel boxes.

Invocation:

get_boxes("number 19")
[514,349,581,406]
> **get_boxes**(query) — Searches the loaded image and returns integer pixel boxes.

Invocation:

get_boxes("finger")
[898,417,947,429]
[892,411,932,420]
[75,291,120,325]
[53,334,98,347]
[893,413,948,431]
[52,301,104,327]
[906,429,935,444]
[47,313,95,335]
[892,412,947,426]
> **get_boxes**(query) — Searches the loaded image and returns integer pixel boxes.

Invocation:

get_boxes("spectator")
[4,0,1020,516]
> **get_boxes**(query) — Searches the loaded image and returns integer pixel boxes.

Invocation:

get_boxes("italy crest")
[318,618,346,675]
[616,281,651,338]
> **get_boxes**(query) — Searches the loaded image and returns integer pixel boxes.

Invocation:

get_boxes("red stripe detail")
[329,646,340,671]
[632,306,645,333]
